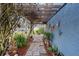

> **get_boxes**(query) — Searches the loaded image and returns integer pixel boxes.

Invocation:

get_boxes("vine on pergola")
[0,3,20,55]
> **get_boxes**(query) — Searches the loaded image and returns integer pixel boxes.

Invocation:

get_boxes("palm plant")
[14,33,27,48]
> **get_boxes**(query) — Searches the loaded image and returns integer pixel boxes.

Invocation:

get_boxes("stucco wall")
[48,3,79,56]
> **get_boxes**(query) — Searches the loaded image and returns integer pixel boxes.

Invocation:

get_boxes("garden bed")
[7,36,33,56]
[43,38,64,56]
[43,38,55,56]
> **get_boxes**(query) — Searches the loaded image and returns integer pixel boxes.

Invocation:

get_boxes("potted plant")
[47,47,54,56]
[14,33,27,56]
[52,46,58,55]
[43,32,52,40]
[47,45,59,56]
[51,46,64,56]
[43,32,52,47]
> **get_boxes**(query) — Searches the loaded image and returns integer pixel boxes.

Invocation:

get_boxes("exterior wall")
[48,3,79,56]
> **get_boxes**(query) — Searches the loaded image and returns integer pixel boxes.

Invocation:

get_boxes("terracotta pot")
[8,50,17,56]
[17,47,27,56]
[47,51,52,56]
[47,51,55,56]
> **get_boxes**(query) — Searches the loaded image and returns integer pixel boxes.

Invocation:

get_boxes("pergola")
[14,3,64,23]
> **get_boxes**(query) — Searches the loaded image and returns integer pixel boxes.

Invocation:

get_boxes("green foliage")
[47,45,58,52]
[37,28,44,34]
[47,47,53,52]
[47,46,64,56]
[52,45,58,52]
[32,27,44,35]
[14,34,27,48]
[43,32,52,40]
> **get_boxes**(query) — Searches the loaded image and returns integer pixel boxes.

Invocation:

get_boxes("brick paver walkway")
[26,35,47,56]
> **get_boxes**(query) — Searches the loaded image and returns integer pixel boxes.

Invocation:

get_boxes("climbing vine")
[0,3,20,55]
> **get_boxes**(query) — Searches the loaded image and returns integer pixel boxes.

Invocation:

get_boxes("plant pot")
[17,47,27,56]
[47,51,55,56]
[47,51,52,56]
[8,48,17,56]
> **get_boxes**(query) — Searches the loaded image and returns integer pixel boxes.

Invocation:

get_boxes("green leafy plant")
[14,34,27,48]
[43,32,52,40]
[33,28,44,35]
[52,46,58,52]
[37,28,44,34]
[47,47,53,52]
[47,45,58,52]
[47,46,64,56]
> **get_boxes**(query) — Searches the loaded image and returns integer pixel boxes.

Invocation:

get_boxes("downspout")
[54,3,67,16]
[47,3,67,22]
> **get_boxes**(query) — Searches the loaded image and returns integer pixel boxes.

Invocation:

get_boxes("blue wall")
[48,3,79,56]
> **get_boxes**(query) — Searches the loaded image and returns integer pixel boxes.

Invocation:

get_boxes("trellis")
[0,4,20,55]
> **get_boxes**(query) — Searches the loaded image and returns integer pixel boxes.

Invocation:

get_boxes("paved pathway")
[5,35,47,56]
[26,35,47,56]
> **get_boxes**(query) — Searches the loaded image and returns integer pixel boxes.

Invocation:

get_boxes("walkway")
[26,35,47,56]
